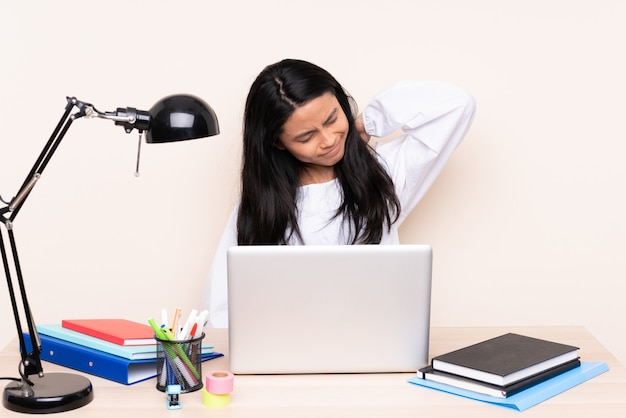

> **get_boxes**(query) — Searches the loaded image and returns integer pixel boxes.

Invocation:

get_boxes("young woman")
[202,59,476,327]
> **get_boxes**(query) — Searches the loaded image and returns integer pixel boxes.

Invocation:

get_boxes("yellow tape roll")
[202,388,230,407]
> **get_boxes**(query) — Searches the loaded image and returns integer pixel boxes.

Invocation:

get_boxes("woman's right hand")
[355,113,371,142]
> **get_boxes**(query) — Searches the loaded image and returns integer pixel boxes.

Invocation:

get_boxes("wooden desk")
[2,326,625,417]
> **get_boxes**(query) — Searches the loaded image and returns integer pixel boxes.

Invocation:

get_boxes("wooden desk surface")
[2,326,625,417]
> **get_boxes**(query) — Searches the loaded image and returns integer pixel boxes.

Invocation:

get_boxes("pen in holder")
[155,332,204,393]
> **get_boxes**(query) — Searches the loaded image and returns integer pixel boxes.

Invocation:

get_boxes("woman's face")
[277,92,349,174]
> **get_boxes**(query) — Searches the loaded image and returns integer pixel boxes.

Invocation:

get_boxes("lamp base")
[3,372,93,414]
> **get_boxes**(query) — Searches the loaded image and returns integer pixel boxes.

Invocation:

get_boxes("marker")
[170,308,181,334]
[148,317,167,340]
[196,310,209,333]
[189,323,200,362]
[179,309,198,340]
[161,309,169,328]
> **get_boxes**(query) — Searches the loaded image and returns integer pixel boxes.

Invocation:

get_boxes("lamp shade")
[146,94,219,143]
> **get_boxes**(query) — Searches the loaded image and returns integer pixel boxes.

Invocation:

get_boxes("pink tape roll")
[206,370,234,395]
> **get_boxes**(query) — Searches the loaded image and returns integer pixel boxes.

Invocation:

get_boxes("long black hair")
[237,59,400,245]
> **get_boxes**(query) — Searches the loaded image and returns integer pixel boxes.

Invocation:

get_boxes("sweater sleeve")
[201,203,238,327]
[363,80,476,224]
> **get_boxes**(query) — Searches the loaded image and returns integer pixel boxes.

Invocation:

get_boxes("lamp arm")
[0,227,44,382]
[3,98,79,221]
[0,97,86,382]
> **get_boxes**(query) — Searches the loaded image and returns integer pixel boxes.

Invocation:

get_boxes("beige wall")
[1,1,625,366]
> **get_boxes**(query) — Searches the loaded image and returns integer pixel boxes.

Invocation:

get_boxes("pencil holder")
[155,332,204,393]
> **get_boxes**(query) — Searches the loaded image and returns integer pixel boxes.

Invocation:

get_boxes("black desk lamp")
[1,94,219,413]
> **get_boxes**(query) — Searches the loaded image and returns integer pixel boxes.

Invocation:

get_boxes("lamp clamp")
[66,97,151,134]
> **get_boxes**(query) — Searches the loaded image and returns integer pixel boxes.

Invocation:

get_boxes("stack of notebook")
[25,319,222,385]
[409,333,609,411]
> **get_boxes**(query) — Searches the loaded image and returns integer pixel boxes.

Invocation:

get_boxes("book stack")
[418,333,581,398]
[26,318,222,385]
[410,332,609,411]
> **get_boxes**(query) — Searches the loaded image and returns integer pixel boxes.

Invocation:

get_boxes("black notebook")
[431,333,579,386]
[420,358,581,398]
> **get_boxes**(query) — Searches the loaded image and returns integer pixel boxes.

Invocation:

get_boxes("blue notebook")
[408,361,609,412]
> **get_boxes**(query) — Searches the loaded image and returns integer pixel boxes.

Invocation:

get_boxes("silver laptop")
[227,244,432,374]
